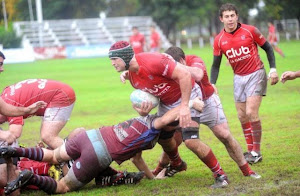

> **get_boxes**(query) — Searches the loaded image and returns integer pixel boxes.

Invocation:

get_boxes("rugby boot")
[5,169,33,195]
[165,161,187,177]
[0,146,16,158]
[211,174,229,188]
[246,151,262,164]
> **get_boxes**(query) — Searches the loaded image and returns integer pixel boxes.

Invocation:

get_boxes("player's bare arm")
[0,130,16,144]
[131,152,155,179]
[0,98,46,117]
[120,70,129,83]
[185,66,204,82]
[171,63,192,128]
[7,124,23,139]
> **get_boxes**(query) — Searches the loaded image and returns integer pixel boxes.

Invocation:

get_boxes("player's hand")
[1,131,16,145]
[132,101,153,116]
[212,84,219,95]
[269,71,279,85]
[179,105,191,128]
[24,101,47,114]
[120,71,129,83]
[192,97,204,112]
[280,71,296,83]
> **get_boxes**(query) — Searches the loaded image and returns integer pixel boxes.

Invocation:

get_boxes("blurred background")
[0,0,299,63]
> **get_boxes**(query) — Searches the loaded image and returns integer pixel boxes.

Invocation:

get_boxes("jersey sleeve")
[150,53,177,79]
[251,26,266,46]
[213,35,222,56]
[7,116,24,126]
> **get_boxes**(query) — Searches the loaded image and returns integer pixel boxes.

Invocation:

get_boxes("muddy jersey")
[213,23,267,75]
[185,55,214,100]
[1,79,76,125]
[130,33,145,54]
[100,115,160,164]
[129,53,195,105]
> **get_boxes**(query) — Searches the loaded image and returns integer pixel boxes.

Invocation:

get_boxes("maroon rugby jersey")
[213,23,267,75]
[185,55,214,100]
[129,53,195,105]
[100,115,160,164]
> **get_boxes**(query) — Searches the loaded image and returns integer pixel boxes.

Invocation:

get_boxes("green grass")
[1,41,300,195]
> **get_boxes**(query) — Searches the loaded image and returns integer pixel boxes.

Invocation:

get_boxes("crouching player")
[1,98,204,195]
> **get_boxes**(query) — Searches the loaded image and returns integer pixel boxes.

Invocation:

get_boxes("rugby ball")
[130,89,159,108]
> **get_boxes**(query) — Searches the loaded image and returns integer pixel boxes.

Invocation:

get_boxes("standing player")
[0,79,76,149]
[210,3,279,164]
[152,46,260,180]
[267,22,285,57]
[149,25,161,52]
[109,41,230,188]
[129,26,145,54]
[1,98,204,195]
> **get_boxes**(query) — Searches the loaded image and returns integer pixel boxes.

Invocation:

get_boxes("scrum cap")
[108,41,134,70]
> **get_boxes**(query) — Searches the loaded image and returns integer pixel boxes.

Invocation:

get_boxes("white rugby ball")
[130,89,159,108]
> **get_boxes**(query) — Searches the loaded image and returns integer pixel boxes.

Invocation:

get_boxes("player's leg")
[0,162,7,188]
[41,104,74,149]
[181,121,228,188]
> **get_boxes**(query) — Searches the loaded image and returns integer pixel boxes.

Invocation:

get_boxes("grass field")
[1,41,299,195]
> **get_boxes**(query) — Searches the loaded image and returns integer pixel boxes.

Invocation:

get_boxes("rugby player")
[152,47,261,186]
[210,3,279,164]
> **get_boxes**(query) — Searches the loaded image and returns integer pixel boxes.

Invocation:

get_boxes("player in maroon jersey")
[267,22,285,57]
[129,26,145,54]
[152,46,260,182]
[1,98,204,195]
[0,79,76,149]
[109,41,231,188]
[210,3,279,164]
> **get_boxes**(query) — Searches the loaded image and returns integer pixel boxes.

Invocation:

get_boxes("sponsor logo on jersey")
[222,41,228,45]
[226,46,250,59]
[143,83,171,97]
[113,125,128,142]
[241,35,245,40]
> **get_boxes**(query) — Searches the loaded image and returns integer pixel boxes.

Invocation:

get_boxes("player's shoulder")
[240,23,257,32]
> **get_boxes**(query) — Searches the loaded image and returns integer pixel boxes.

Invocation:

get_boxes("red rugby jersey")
[213,23,266,75]
[1,79,75,125]
[150,31,160,49]
[129,53,194,105]
[185,55,214,100]
[129,33,145,54]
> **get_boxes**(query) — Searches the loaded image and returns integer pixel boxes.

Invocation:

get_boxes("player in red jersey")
[0,79,76,149]
[129,26,145,54]
[152,46,260,181]
[109,41,231,188]
[210,3,279,164]
[0,52,46,122]
[149,25,161,52]
[267,22,285,57]
[1,98,204,195]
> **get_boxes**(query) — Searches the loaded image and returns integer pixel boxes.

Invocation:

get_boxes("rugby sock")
[239,163,254,176]
[15,147,44,161]
[29,174,57,194]
[165,147,182,167]
[242,122,253,152]
[251,121,262,153]
[201,150,225,178]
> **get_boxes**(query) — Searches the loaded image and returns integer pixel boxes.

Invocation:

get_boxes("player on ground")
[109,41,230,188]
[280,70,300,83]
[210,3,279,164]
[267,21,285,57]
[152,46,260,182]
[129,26,145,54]
[0,79,76,149]
[1,98,204,195]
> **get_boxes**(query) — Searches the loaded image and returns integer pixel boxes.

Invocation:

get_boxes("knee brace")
[182,127,199,141]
